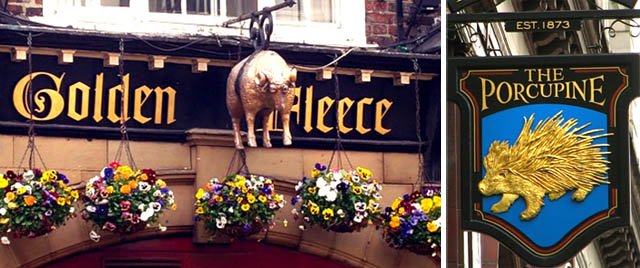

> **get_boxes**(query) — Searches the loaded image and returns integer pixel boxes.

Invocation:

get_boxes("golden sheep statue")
[478,111,610,221]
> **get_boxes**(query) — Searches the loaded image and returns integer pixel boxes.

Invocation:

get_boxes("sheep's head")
[478,141,511,196]
[255,68,297,110]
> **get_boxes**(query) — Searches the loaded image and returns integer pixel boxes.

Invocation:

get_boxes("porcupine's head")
[478,140,512,196]
[478,112,610,197]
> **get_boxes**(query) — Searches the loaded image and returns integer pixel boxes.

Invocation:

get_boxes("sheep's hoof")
[520,209,539,221]
[549,191,565,200]
[247,139,257,147]
[263,140,272,148]
[283,137,292,146]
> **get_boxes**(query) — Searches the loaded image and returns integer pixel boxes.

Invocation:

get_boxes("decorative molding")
[393,72,412,86]
[185,128,239,147]
[191,58,209,73]
[315,67,334,81]
[103,52,119,67]
[11,46,27,62]
[58,49,76,64]
[355,69,374,83]
[148,55,168,70]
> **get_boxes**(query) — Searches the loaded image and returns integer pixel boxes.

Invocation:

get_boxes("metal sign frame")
[448,54,637,266]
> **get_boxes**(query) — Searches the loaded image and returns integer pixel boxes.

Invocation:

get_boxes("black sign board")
[504,19,581,32]
[0,52,432,152]
[448,54,636,266]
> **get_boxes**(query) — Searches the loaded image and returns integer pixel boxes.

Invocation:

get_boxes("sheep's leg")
[231,117,244,149]
[549,191,566,201]
[490,193,519,214]
[262,110,273,148]
[246,111,257,147]
[520,188,545,221]
[281,112,292,146]
[572,186,593,202]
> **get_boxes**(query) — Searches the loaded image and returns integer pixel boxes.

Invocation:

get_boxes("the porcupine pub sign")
[449,54,639,266]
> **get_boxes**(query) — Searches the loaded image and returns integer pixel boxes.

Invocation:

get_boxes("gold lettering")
[93,73,104,122]
[107,74,129,123]
[13,72,65,121]
[337,97,354,134]
[153,86,176,124]
[480,77,495,111]
[526,84,539,99]
[513,83,528,104]
[316,96,334,133]
[291,87,301,124]
[540,83,552,98]
[304,86,313,133]
[588,75,605,106]
[133,85,153,124]
[572,80,586,101]
[356,98,373,134]
[496,82,512,104]
[67,81,90,121]
[375,99,392,135]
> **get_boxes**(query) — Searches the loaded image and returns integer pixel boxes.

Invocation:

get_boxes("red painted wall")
[45,235,350,268]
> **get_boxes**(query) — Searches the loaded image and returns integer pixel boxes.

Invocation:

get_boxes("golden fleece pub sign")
[448,54,637,266]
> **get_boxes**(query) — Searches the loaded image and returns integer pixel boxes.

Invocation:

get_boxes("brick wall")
[5,0,42,17]
[365,0,440,46]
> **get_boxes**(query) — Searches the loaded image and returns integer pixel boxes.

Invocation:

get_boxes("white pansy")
[89,230,101,242]
[0,208,5,216]
[361,183,371,193]
[23,170,34,181]
[291,208,298,215]
[140,207,155,222]
[10,183,22,191]
[153,190,162,197]
[85,187,96,198]
[351,175,360,183]
[354,202,367,212]
[336,209,345,218]
[412,203,422,212]
[85,206,96,213]
[158,224,167,232]
[150,202,162,212]
[138,204,146,211]
[228,207,234,213]
[295,181,303,191]
[69,207,76,214]
[99,167,110,178]
[353,214,364,223]
[1,236,10,245]
[87,176,101,186]
[138,182,151,192]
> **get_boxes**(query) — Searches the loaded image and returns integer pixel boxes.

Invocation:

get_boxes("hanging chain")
[113,38,137,169]
[412,58,425,190]
[327,54,353,170]
[18,32,47,171]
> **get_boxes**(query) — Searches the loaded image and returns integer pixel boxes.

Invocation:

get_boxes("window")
[37,0,366,46]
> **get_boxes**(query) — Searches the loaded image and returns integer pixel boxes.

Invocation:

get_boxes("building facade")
[0,0,440,267]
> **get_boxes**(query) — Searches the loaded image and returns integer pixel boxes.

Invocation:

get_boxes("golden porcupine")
[478,111,610,221]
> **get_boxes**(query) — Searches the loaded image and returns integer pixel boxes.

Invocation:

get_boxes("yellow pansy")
[311,169,320,178]
[433,196,441,209]
[116,165,134,179]
[237,197,244,203]
[56,197,66,206]
[235,175,246,188]
[5,192,15,202]
[247,193,256,204]
[264,179,272,184]
[16,186,27,195]
[356,167,372,181]
[427,221,439,233]
[0,177,8,189]
[70,190,79,199]
[195,188,205,199]
[421,198,434,212]
[128,180,138,189]
[195,207,204,214]
[398,207,405,215]
[389,216,401,228]
[42,171,57,181]
[258,195,267,203]
[171,203,178,211]
[0,218,8,224]
[120,185,132,194]
[391,198,402,210]
[308,201,320,215]
[156,179,167,187]
[322,208,334,220]
[140,174,148,181]
[241,186,248,193]
[351,186,363,195]
[241,203,250,211]
[7,202,17,210]
[274,194,283,203]
[307,187,317,194]
[106,186,114,194]
[64,187,71,193]
[214,195,223,202]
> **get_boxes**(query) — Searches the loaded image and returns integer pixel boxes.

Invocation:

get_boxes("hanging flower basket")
[81,162,176,235]
[381,187,441,260]
[0,169,79,245]
[292,163,382,233]
[194,174,285,239]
